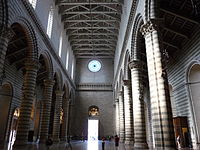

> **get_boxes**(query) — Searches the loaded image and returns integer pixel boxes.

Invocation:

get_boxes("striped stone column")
[52,90,64,142]
[14,59,39,145]
[123,80,134,145]
[0,28,14,78]
[129,60,148,149]
[39,79,55,143]
[115,99,120,135]
[118,91,125,142]
[60,99,70,141]
[140,20,176,149]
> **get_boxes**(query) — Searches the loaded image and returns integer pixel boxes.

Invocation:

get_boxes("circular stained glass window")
[88,60,101,72]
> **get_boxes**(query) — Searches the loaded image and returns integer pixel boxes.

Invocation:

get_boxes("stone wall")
[71,58,114,139]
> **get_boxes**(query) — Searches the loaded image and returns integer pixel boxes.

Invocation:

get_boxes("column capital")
[0,27,15,41]
[123,80,131,86]
[25,59,40,71]
[118,91,123,96]
[140,19,160,36]
[55,90,64,96]
[43,79,55,87]
[129,60,142,69]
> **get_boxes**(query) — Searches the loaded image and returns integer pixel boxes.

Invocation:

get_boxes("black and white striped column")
[52,90,64,142]
[123,80,134,145]
[115,99,120,135]
[14,59,39,145]
[0,28,14,78]
[39,79,55,143]
[129,60,148,149]
[60,99,70,141]
[118,91,125,142]
[140,20,176,149]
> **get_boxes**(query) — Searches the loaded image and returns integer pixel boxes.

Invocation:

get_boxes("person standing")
[65,136,72,150]
[46,136,53,150]
[114,135,119,149]
[102,137,105,150]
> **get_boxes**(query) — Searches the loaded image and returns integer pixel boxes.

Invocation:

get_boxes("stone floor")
[4,141,199,150]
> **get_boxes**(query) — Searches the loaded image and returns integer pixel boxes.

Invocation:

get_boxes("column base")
[125,140,134,145]
[134,142,149,149]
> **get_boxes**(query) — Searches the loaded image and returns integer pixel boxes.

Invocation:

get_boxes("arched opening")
[8,108,19,150]
[88,106,99,141]
[0,83,13,147]
[188,64,200,141]
[48,73,59,136]
[169,84,176,116]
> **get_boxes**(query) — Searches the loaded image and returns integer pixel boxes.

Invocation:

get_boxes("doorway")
[88,119,99,141]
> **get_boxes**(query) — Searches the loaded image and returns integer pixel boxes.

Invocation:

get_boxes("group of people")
[45,135,120,150]
[102,135,120,150]
[46,136,72,150]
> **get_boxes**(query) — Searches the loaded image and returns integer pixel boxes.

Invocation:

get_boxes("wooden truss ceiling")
[160,0,200,58]
[56,0,123,59]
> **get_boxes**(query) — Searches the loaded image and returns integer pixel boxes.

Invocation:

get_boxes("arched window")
[66,51,69,70]
[58,32,63,57]
[71,60,74,79]
[28,0,37,9]
[47,6,54,38]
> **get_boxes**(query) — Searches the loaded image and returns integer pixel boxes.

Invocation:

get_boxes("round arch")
[186,61,200,143]
[9,17,39,60]
[53,71,63,90]
[123,50,131,80]
[0,0,8,31]
[119,69,124,92]
[131,14,144,60]
[38,51,54,79]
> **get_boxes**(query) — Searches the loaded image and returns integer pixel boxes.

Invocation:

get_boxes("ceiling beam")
[76,55,114,59]
[6,47,27,58]
[61,11,121,15]
[56,0,123,6]
[163,41,180,50]
[68,32,118,36]
[74,51,114,54]
[163,26,189,39]
[70,38,117,42]
[69,36,118,40]
[73,48,114,51]
[72,43,116,46]
[63,19,119,23]
[160,8,199,24]
[65,26,118,30]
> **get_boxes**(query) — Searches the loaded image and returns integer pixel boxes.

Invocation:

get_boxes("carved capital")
[115,98,119,103]
[25,59,40,71]
[123,80,131,86]
[0,27,15,41]
[118,91,123,96]
[140,19,159,36]
[43,79,55,87]
[129,60,142,69]
[55,90,64,97]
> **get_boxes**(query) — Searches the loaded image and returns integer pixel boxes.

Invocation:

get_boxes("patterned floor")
[4,140,199,150]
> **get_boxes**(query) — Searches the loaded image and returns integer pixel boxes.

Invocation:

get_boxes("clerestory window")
[47,6,54,38]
